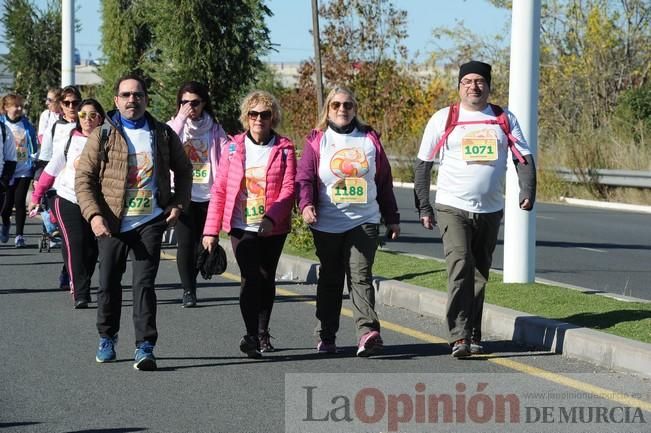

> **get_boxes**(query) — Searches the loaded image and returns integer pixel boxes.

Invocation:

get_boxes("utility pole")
[311,0,324,110]
[503,0,541,283]
[61,0,75,86]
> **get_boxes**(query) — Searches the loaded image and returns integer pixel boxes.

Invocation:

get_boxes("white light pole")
[61,0,75,86]
[503,0,541,283]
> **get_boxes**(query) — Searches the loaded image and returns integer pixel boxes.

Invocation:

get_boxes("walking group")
[0,60,535,371]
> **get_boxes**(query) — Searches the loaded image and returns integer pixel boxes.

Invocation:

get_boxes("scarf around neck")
[183,113,214,140]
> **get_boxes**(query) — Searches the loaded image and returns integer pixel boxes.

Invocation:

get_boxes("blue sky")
[5,0,511,63]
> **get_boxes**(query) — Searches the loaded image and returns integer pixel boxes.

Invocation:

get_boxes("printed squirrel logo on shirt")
[243,166,266,224]
[184,139,210,184]
[124,152,154,216]
[13,129,27,162]
[460,128,499,163]
[329,148,369,204]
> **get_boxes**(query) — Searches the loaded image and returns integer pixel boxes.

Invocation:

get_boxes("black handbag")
[196,242,227,279]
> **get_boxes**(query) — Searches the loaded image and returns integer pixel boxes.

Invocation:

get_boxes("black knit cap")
[458,61,492,88]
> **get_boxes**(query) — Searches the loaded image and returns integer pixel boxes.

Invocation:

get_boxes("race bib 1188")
[331,178,368,204]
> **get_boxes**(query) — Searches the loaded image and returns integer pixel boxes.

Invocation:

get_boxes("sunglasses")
[248,110,272,120]
[181,99,202,108]
[329,101,354,111]
[117,91,145,100]
[61,100,81,108]
[78,111,100,120]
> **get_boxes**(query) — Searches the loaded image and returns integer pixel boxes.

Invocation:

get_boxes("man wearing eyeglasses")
[75,74,192,371]
[413,60,537,358]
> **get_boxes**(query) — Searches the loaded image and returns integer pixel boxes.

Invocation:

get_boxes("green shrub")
[286,210,315,252]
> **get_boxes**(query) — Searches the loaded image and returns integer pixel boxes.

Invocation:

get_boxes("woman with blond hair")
[296,86,400,357]
[202,90,296,358]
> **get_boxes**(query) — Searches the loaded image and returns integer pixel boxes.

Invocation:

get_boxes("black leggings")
[230,229,287,336]
[175,201,208,292]
[1,177,32,235]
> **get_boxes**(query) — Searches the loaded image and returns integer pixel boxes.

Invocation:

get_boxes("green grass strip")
[284,245,651,344]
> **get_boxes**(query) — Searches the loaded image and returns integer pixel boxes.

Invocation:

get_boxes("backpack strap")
[427,104,459,161]
[0,121,5,144]
[98,124,111,163]
[64,131,73,160]
[490,104,526,164]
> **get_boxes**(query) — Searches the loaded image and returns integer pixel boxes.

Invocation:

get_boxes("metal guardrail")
[387,156,651,189]
[553,168,651,188]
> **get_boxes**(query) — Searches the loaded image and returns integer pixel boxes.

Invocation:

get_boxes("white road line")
[578,247,606,253]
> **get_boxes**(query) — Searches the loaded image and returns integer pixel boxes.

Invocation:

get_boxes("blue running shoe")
[133,341,157,371]
[96,335,118,363]
[0,224,9,243]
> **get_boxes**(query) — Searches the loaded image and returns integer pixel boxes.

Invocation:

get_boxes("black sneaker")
[239,335,262,359]
[74,299,90,309]
[181,290,197,308]
[258,330,275,352]
[470,340,484,354]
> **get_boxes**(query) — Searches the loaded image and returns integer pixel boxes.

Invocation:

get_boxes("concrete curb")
[221,243,651,379]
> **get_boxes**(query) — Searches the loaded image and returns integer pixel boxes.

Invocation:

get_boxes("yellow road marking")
[160,249,651,411]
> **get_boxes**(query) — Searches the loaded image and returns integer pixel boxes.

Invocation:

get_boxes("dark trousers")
[312,223,380,342]
[1,177,32,235]
[52,196,98,302]
[96,214,167,346]
[230,229,286,336]
[175,201,208,292]
[435,204,502,343]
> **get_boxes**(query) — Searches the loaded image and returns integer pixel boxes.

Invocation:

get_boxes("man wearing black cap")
[413,60,537,358]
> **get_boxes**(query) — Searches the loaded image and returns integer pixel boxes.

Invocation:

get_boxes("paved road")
[1,220,650,432]
[389,187,651,300]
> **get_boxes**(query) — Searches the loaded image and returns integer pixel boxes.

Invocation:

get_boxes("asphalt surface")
[1,219,650,433]
[390,187,651,300]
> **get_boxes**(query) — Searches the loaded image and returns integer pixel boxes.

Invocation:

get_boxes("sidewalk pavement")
[219,242,651,380]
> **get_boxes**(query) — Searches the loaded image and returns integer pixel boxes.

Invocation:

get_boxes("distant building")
[267,62,302,88]
[0,63,102,91]
[266,61,440,89]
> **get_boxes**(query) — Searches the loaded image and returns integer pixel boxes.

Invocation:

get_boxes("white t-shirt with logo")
[182,129,213,202]
[46,132,86,204]
[50,122,77,161]
[120,125,162,232]
[312,128,380,233]
[5,121,31,178]
[417,105,530,213]
[231,136,275,232]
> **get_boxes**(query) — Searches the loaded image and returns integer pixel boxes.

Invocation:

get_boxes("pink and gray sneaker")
[356,330,383,357]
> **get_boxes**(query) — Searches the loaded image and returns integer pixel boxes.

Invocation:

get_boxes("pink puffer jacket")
[203,132,297,236]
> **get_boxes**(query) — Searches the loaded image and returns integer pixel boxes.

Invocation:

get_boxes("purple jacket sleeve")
[295,130,320,212]
[371,132,400,225]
